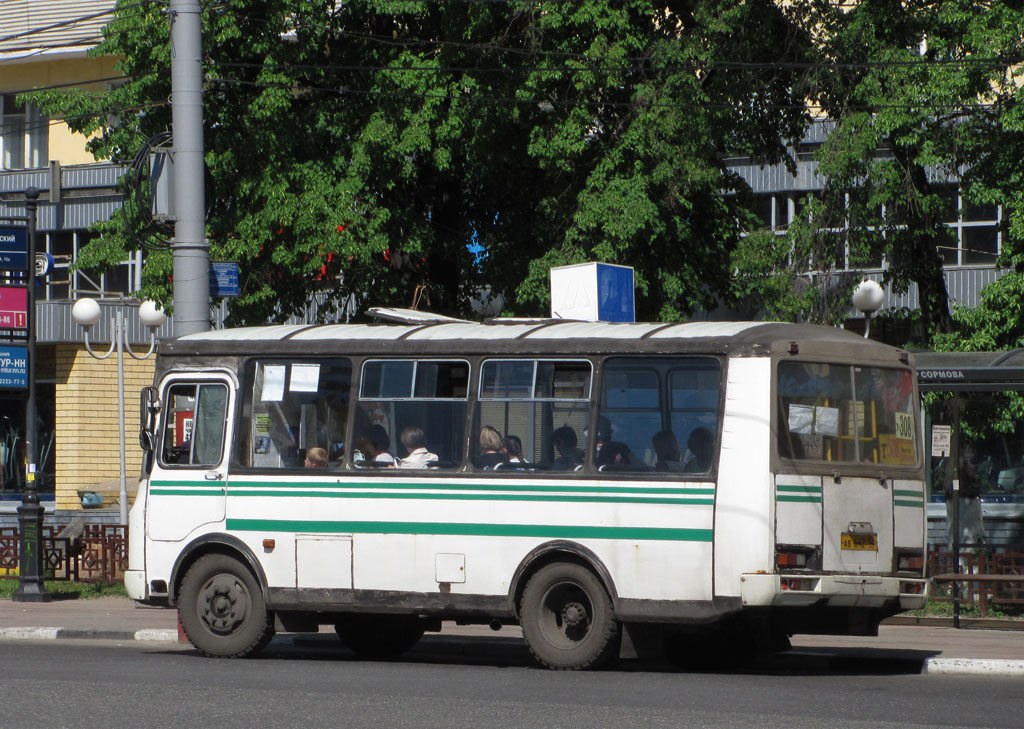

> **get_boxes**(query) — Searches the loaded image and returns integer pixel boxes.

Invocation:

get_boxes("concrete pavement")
[1,596,1022,675]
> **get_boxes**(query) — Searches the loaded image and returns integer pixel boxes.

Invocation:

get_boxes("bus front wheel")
[520,562,620,670]
[178,554,275,658]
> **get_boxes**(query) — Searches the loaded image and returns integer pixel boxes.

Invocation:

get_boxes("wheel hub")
[561,600,588,628]
[199,575,249,634]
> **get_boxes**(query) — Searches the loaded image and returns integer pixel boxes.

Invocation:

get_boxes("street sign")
[210,261,240,297]
[0,345,27,389]
[0,225,28,271]
[0,286,27,330]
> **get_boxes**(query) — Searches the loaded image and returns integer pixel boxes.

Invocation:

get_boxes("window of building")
[1,94,47,170]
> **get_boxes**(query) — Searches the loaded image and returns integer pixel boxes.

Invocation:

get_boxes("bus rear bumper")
[741,573,929,610]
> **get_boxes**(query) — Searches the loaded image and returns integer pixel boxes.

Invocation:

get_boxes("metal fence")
[0,524,127,583]
[928,551,1024,616]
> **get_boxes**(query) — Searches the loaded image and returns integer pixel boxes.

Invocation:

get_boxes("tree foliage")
[29,0,814,323]
[734,0,1024,338]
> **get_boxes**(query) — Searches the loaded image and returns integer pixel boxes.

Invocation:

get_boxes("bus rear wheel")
[520,562,620,670]
[178,554,274,658]
[334,615,426,659]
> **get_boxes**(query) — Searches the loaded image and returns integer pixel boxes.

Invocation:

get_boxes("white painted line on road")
[0,627,61,640]
[134,629,180,642]
[924,658,1024,676]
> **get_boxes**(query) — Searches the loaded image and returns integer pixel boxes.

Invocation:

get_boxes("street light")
[72,298,167,525]
[852,278,885,340]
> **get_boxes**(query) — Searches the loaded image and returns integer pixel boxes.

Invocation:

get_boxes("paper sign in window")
[290,363,321,392]
[262,365,286,402]
[788,404,814,435]
[814,406,839,437]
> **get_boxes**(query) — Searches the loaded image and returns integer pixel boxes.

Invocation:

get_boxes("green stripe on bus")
[776,484,822,493]
[224,489,712,505]
[225,518,713,542]
[776,495,823,503]
[893,489,924,498]
[152,480,227,488]
[226,480,714,496]
[151,489,225,496]
[894,500,925,508]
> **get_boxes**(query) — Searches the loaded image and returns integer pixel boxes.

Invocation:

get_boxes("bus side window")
[353,359,468,470]
[474,359,591,473]
[160,383,228,467]
[242,359,352,469]
[597,357,721,476]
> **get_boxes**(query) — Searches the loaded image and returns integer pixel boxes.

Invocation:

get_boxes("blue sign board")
[0,345,28,390]
[0,225,28,271]
[210,261,240,297]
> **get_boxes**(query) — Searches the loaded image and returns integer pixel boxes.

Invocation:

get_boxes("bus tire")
[334,615,425,659]
[520,562,620,670]
[178,553,274,658]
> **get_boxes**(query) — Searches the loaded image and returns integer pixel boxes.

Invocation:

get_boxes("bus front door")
[146,376,233,542]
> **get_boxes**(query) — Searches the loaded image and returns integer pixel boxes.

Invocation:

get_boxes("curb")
[884,615,1024,631]
[0,627,179,642]
[922,658,1024,677]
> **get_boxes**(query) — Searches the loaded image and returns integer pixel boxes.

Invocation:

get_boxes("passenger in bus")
[593,417,631,467]
[652,431,685,472]
[396,426,439,469]
[304,447,328,469]
[475,426,507,469]
[503,435,527,465]
[355,424,395,466]
[684,427,715,473]
[551,426,584,470]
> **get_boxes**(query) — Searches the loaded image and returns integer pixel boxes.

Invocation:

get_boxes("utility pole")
[169,0,209,335]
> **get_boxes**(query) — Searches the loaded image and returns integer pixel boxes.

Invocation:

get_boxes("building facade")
[1,1,163,525]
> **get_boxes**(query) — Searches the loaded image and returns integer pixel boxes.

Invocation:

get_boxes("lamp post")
[852,278,885,340]
[71,299,167,525]
[13,187,49,602]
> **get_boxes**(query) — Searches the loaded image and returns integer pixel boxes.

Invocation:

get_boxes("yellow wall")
[0,54,119,165]
[54,343,155,513]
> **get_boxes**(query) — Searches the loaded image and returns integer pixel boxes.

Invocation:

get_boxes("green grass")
[0,578,127,600]
[902,599,1024,620]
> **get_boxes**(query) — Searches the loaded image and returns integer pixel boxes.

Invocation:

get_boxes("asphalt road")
[2,637,1021,729]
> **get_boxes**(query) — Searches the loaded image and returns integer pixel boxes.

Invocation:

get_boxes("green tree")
[737,0,1024,337]
[30,0,813,323]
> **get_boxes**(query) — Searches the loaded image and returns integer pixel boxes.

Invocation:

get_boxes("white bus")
[126,317,928,668]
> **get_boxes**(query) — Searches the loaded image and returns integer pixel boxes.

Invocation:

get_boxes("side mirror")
[139,387,161,451]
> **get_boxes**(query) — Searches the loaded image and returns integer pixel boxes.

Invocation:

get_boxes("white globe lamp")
[852,279,885,339]
[139,300,167,330]
[71,297,102,329]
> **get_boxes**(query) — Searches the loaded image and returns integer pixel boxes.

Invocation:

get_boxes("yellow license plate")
[841,533,877,551]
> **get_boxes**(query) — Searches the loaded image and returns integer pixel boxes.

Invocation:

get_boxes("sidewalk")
[1,596,1022,675]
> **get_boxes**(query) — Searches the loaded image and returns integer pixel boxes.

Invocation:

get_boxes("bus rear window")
[778,362,917,465]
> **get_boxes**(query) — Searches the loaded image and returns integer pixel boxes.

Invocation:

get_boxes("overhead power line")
[0,1,153,46]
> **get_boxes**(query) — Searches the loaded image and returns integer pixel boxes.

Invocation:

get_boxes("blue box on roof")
[549,262,635,322]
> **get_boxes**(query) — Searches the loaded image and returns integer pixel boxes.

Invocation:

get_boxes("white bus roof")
[161,319,906,363]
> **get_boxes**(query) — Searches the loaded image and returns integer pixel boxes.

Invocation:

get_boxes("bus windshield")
[778,361,917,466]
